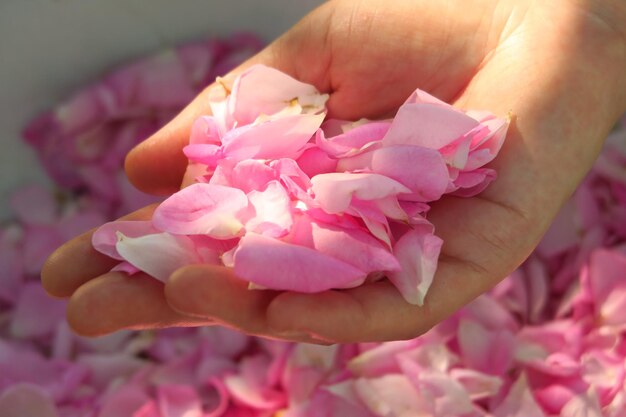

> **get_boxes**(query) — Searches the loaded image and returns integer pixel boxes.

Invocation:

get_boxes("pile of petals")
[22,33,263,218]
[2,35,626,417]
[92,64,510,305]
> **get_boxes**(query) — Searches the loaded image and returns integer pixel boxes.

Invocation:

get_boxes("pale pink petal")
[348,340,420,377]
[338,145,449,202]
[293,384,377,417]
[270,158,314,203]
[233,233,366,292]
[116,232,202,282]
[450,369,503,400]
[387,227,443,305]
[311,172,410,214]
[383,102,479,149]
[464,114,509,169]
[77,353,146,391]
[316,120,389,158]
[401,366,477,416]
[492,374,546,417]
[92,221,158,260]
[450,168,497,197]
[353,375,425,416]
[229,159,278,193]
[458,319,515,375]
[221,113,324,161]
[287,214,400,274]
[0,383,59,417]
[560,392,603,417]
[157,385,203,417]
[227,64,326,125]
[224,355,286,410]
[246,181,293,238]
[403,89,450,106]
[588,249,626,325]
[153,184,248,238]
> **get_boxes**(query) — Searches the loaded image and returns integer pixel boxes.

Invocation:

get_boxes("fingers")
[67,271,208,337]
[124,90,216,195]
[165,265,334,344]
[41,204,158,298]
[164,258,490,344]
[264,258,491,343]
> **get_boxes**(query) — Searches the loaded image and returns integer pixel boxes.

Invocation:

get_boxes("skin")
[42,0,626,343]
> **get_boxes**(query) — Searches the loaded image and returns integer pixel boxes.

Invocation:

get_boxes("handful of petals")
[93,65,509,305]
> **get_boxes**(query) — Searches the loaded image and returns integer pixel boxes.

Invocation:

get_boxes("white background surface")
[0,0,323,219]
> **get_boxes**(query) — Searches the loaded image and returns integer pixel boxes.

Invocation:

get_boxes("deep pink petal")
[296,146,338,178]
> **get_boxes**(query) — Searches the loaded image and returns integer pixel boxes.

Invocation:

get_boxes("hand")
[42,0,626,343]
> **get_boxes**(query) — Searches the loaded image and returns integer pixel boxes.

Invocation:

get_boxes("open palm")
[42,0,626,343]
